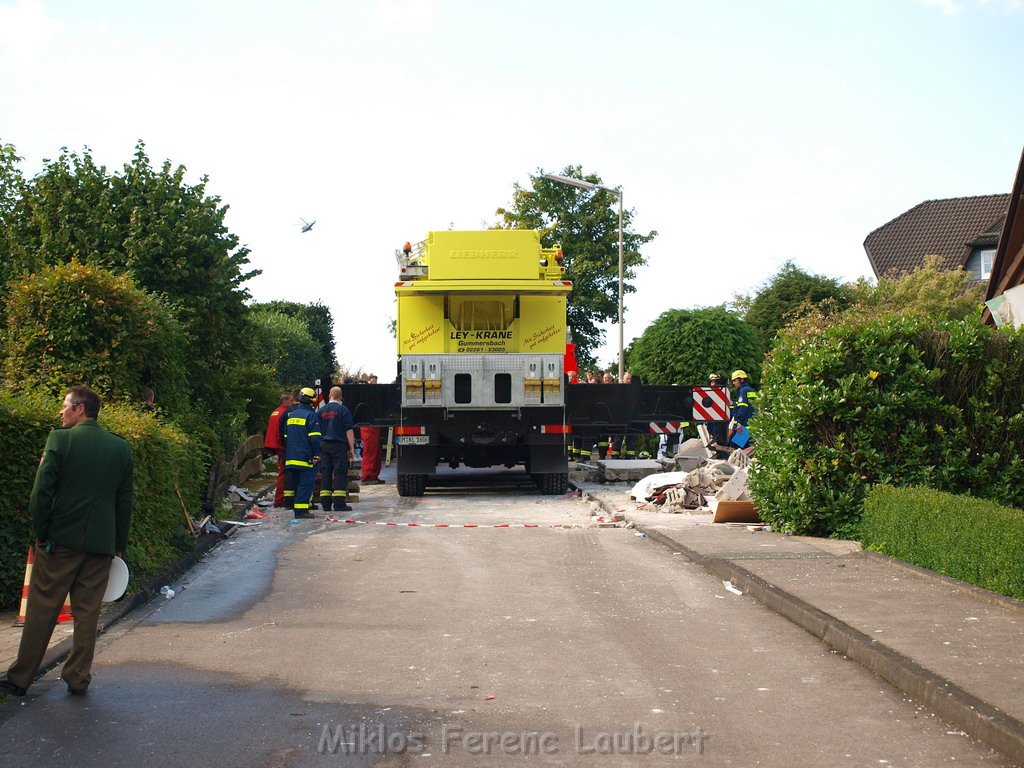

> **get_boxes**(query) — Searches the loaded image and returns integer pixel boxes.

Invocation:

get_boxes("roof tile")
[864,194,1010,278]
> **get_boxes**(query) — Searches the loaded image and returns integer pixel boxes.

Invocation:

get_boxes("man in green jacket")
[1,385,133,697]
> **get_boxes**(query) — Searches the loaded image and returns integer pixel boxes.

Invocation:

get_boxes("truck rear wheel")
[397,473,427,497]
[540,472,568,495]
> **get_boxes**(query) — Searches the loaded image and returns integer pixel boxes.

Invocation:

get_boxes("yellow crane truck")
[342,229,724,497]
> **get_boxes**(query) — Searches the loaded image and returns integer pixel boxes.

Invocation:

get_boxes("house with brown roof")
[984,147,1024,327]
[863,193,1010,284]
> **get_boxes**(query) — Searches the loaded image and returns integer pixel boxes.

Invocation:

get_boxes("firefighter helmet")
[299,387,316,403]
[708,373,723,383]
[731,370,748,381]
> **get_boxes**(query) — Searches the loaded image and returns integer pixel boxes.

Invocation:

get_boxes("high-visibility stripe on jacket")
[730,384,757,428]
[282,403,322,467]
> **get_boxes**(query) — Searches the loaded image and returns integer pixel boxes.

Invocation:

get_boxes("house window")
[966,248,996,281]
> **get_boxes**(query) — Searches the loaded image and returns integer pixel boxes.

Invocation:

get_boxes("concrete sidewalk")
[576,479,1024,766]
[0,612,72,674]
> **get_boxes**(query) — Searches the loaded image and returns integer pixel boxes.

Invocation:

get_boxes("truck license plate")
[397,435,429,444]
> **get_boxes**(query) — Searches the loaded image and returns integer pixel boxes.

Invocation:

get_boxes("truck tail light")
[395,426,426,435]
[540,424,572,434]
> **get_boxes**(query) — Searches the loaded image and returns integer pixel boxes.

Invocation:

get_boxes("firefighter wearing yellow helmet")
[280,386,322,518]
[728,370,757,446]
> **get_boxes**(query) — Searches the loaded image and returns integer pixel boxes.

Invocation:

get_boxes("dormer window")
[966,247,996,281]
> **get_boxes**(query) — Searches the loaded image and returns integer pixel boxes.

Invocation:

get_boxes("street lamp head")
[541,173,602,192]
[539,170,626,380]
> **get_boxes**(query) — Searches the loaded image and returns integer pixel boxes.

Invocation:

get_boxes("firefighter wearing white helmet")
[728,370,757,446]
[280,387,322,518]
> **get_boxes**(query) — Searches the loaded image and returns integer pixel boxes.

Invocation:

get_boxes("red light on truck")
[395,426,426,435]
[540,424,572,434]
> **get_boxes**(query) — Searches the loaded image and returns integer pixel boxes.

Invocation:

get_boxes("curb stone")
[576,483,1024,766]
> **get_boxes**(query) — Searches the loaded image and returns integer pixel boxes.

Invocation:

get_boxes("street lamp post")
[541,173,625,381]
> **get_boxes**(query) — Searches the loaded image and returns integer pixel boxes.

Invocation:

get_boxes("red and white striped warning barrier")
[692,385,730,422]
[323,517,567,528]
[649,421,685,434]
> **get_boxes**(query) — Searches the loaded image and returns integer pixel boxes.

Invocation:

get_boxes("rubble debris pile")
[629,440,754,513]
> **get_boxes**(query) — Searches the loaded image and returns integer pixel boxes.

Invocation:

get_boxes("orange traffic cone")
[14,546,73,627]
[57,593,73,624]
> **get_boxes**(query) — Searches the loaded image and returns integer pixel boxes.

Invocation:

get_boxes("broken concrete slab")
[716,467,749,501]
[672,437,711,472]
[597,458,666,483]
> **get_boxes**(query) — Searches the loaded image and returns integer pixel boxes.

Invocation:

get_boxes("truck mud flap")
[528,444,566,474]
[397,444,437,474]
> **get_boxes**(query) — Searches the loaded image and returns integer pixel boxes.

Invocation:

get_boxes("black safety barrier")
[339,380,723,435]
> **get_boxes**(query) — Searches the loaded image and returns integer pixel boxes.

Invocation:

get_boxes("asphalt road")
[0,468,1009,766]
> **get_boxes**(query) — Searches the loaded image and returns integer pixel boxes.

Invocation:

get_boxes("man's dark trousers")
[6,544,111,692]
[286,466,318,514]
[320,440,349,511]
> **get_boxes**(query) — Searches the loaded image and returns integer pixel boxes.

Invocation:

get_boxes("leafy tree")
[0,142,26,298]
[250,308,323,387]
[783,256,987,344]
[851,255,984,322]
[252,300,337,381]
[627,306,762,386]
[494,166,656,366]
[734,262,854,351]
[0,142,259,405]
[3,261,189,414]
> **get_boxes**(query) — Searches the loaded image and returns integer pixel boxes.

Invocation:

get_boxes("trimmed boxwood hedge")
[862,485,1024,600]
[0,391,206,610]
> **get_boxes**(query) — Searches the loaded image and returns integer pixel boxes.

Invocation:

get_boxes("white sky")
[2,0,1022,376]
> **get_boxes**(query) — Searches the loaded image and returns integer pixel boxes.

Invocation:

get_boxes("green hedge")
[0,392,206,609]
[749,315,1024,538]
[862,485,1024,600]
[3,260,190,416]
[0,392,57,606]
